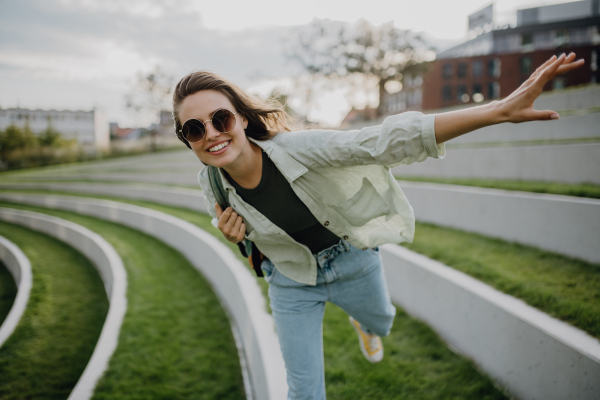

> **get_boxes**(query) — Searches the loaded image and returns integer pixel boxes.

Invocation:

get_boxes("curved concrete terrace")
[399,181,600,264]
[0,235,32,348]
[0,193,287,400]
[2,180,598,263]
[0,208,127,400]
[380,244,600,400]
[0,193,598,399]
[392,142,600,184]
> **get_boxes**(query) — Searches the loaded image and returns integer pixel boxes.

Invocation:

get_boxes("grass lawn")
[0,191,508,399]
[396,176,600,199]
[0,261,18,332]
[0,221,108,399]
[0,201,245,400]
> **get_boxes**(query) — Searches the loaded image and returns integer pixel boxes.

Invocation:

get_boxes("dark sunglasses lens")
[212,109,236,133]
[182,119,205,142]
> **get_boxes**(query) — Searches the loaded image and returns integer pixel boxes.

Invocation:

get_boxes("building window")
[457,84,469,102]
[592,50,598,72]
[472,83,484,102]
[442,85,452,101]
[521,33,533,47]
[520,57,533,75]
[443,63,452,79]
[458,63,467,78]
[473,61,483,77]
[488,58,501,78]
[555,29,569,47]
[553,77,566,90]
[488,82,500,99]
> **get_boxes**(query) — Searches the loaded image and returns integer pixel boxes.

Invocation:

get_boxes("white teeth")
[208,141,229,152]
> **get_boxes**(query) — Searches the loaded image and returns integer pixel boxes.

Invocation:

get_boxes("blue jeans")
[261,239,396,400]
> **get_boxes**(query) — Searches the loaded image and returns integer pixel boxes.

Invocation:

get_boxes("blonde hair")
[172,70,294,149]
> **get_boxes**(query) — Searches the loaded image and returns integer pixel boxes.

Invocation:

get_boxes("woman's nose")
[204,121,221,140]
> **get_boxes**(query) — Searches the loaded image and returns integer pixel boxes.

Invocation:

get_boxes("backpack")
[207,165,265,277]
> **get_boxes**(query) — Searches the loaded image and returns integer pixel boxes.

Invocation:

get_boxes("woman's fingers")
[232,215,244,238]
[532,55,557,78]
[235,223,246,242]
[556,58,585,75]
[217,206,245,243]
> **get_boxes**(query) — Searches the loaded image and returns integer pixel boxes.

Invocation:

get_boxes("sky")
[0,0,584,127]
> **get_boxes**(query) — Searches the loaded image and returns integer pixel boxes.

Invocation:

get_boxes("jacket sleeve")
[197,167,219,228]
[271,112,445,168]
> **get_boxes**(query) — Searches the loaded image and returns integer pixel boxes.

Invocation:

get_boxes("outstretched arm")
[434,53,585,144]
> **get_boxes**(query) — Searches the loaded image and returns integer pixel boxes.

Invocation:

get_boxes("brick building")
[421,1,600,111]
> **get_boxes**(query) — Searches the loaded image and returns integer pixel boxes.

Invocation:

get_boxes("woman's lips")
[206,141,230,155]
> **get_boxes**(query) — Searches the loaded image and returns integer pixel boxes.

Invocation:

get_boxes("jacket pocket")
[331,177,391,227]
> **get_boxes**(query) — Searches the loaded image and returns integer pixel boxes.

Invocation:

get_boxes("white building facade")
[0,108,109,149]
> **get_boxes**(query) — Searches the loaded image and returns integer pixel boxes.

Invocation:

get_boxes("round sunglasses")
[179,108,237,143]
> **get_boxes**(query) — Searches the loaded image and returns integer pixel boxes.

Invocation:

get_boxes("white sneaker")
[349,316,383,363]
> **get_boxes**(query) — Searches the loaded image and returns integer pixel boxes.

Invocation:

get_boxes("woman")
[173,53,583,400]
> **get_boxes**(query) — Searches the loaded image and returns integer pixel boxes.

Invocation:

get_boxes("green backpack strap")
[207,166,264,277]
[208,165,229,211]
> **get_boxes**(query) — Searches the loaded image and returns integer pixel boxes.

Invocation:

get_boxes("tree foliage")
[125,65,174,151]
[288,18,434,116]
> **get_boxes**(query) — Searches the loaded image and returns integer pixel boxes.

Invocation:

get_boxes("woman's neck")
[222,141,263,190]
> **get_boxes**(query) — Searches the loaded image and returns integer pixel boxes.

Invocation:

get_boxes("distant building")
[157,110,174,136]
[380,74,424,115]
[421,0,600,110]
[0,108,109,148]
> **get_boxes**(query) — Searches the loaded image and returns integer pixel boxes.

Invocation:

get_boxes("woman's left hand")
[499,52,585,123]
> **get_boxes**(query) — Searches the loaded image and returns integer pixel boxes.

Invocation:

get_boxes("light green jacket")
[198,111,445,285]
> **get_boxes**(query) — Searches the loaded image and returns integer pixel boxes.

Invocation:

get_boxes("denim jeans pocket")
[261,259,276,283]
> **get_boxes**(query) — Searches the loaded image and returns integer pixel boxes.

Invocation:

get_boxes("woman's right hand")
[215,203,246,244]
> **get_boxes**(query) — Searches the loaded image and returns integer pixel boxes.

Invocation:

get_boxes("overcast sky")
[0,0,582,127]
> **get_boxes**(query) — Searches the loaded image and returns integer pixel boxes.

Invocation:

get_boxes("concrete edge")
[381,243,600,400]
[0,235,33,348]
[382,243,600,361]
[0,208,128,400]
[396,180,600,205]
[0,193,288,400]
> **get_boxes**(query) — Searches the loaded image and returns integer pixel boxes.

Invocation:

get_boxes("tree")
[289,18,434,117]
[125,65,174,151]
[0,124,36,154]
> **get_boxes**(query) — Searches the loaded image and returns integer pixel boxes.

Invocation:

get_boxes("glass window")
[555,29,569,47]
[457,84,468,102]
[521,33,533,46]
[472,60,483,77]
[458,63,467,78]
[443,63,452,79]
[553,77,566,90]
[472,83,482,95]
[488,82,500,99]
[487,58,501,77]
[520,57,533,75]
[442,85,452,101]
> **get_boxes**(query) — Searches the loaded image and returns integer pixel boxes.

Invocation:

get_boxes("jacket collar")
[215,137,308,192]
[248,137,308,183]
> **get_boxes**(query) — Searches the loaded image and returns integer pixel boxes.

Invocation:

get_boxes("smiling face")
[178,90,251,169]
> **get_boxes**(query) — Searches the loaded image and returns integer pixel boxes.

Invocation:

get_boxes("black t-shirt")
[224,151,340,253]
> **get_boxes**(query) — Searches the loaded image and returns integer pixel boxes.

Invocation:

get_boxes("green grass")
[0,190,509,398]
[0,201,246,400]
[396,176,600,199]
[0,260,17,330]
[324,304,505,400]
[0,221,109,399]
[404,222,600,339]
